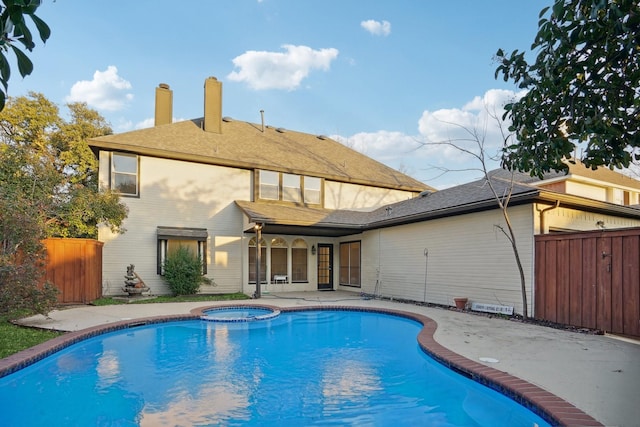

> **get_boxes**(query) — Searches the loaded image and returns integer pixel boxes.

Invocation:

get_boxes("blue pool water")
[0,310,550,426]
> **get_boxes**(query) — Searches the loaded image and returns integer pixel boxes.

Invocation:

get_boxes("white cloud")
[113,118,134,133]
[66,66,133,111]
[416,89,526,162]
[227,44,339,90]
[133,116,186,130]
[360,19,391,36]
[135,117,155,129]
[333,131,417,162]
[335,89,526,188]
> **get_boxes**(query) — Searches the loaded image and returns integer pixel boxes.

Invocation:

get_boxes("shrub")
[0,254,59,317]
[162,246,209,296]
[0,192,59,316]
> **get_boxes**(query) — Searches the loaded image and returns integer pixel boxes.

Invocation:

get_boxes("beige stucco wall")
[99,153,251,295]
[345,205,536,316]
[324,181,415,211]
[98,152,403,296]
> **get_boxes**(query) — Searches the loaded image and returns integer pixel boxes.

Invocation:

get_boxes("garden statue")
[122,264,150,296]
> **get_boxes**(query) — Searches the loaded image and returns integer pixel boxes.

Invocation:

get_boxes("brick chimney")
[154,83,173,126]
[203,77,222,133]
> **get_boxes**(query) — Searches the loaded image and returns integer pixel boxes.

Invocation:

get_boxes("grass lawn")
[0,293,250,359]
[0,314,64,359]
[91,292,249,306]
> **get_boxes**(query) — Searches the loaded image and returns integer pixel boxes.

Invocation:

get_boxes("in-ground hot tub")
[200,306,280,322]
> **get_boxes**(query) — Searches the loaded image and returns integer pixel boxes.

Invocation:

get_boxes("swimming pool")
[0,308,551,426]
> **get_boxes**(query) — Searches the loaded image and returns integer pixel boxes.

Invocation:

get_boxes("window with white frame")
[304,176,321,205]
[259,170,279,200]
[257,170,322,206]
[282,173,302,203]
[111,153,139,196]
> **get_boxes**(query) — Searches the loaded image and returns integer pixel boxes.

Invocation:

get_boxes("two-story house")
[89,77,640,319]
[89,77,430,297]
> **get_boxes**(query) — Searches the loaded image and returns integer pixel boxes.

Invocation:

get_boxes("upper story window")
[282,173,302,203]
[304,176,321,205]
[111,153,139,196]
[259,170,279,200]
[257,170,322,206]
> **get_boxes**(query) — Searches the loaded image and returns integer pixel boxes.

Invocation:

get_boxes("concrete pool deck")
[9,291,640,427]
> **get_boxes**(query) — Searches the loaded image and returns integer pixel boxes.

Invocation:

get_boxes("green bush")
[162,246,209,296]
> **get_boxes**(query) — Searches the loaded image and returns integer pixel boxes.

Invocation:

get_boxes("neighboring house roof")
[238,170,640,236]
[88,118,430,192]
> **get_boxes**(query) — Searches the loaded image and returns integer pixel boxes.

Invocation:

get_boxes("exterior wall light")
[311,245,316,255]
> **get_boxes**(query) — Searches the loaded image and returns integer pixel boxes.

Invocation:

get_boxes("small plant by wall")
[162,246,211,296]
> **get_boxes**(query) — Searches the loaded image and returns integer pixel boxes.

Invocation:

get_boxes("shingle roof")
[363,173,539,226]
[236,173,541,235]
[237,170,640,236]
[88,118,430,192]
[235,200,364,237]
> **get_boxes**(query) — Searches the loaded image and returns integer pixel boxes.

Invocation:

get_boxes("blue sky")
[12,0,549,188]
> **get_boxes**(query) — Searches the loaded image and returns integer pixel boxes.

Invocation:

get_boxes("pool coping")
[0,304,603,427]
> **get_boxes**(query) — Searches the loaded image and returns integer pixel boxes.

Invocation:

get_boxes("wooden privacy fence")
[535,228,640,338]
[43,238,103,304]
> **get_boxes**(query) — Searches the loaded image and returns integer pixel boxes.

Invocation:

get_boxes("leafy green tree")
[495,0,640,177]
[0,93,128,238]
[0,1,50,110]
[0,93,127,314]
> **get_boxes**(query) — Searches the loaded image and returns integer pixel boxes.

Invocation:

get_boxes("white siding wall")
[99,152,251,295]
[352,206,536,315]
[324,181,415,211]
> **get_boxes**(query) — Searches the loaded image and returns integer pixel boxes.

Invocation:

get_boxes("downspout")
[538,200,560,234]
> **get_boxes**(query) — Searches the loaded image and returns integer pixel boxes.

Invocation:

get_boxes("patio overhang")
[236,201,365,237]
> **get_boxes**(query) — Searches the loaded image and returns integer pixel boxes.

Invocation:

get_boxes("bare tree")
[417,109,529,318]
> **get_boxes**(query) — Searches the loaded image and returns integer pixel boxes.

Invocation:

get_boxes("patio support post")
[254,223,263,298]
